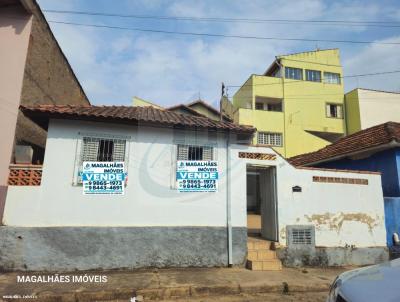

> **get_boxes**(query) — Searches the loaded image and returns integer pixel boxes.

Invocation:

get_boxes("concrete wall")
[357,89,400,132]
[229,145,387,249]
[16,1,89,150]
[2,120,388,269]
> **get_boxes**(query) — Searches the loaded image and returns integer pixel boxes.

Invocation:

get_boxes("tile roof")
[20,104,255,133]
[289,122,400,166]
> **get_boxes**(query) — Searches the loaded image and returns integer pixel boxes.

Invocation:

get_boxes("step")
[247,249,277,261]
[246,259,282,271]
[247,239,271,250]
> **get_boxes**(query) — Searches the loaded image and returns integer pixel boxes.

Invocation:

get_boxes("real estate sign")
[176,161,218,192]
[82,162,125,195]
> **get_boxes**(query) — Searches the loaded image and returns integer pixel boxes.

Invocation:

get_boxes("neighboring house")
[0,0,90,220]
[0,104,388,271]
[133,96,230,121]
[229,48,345,158]
[289,122,400,248]
[345,88,400,134]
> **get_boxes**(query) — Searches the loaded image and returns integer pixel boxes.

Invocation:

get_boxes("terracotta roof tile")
[20,104,255,134]
[289,122,400,166]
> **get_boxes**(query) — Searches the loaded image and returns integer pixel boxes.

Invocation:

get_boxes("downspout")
[226,133,233,266]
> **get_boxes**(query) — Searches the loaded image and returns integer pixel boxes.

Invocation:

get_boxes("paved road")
[160,292,328,302]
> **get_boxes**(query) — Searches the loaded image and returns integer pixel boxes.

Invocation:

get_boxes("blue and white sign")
[82,162,125,195]
[176,161,218,192]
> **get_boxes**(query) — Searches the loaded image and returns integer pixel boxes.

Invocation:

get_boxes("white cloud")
[38,0,400,106]
[343,36,400,92]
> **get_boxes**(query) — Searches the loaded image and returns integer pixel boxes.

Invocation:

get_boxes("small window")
[255,97,283,112]
[257,132,282,147]
[326,104,343,119]
[292,228,312,244]
[285,67,303,80]
[82,137,126,162]
[177,145,213,161]
[287,225,315,247]
[77,136,127,184]
[324,72,341,84]
[305,69,321,82]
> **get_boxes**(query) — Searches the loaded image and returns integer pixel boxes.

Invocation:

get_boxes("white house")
[0,104,388,271]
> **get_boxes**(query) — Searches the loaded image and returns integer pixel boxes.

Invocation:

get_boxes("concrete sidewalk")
[0,267,347,302]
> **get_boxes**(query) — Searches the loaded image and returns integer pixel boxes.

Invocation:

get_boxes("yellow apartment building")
[231,49,346,158]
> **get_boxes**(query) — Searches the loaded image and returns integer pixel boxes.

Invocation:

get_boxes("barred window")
[75,136,127,184]
[177,144,213,161]
[82,137,126,162]
[257,132,282,147]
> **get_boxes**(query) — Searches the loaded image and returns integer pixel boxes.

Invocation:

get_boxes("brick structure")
[15,0,89,153]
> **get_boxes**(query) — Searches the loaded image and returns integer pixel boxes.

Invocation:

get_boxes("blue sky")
[37,0,400,107]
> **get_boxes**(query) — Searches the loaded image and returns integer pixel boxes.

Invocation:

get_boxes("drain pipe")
[226,133,233,267]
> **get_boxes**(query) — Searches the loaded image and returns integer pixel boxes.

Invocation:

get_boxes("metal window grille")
[177,144,213,161]
[76,137,126,183]
[292,228,313,245]
[257,132,282,147]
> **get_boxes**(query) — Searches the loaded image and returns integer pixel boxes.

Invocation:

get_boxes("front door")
[260,167,279,241]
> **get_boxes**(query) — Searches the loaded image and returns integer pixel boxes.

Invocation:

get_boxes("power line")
[42,9,400,28]
[45,20,400,46]
[226,70,400,88]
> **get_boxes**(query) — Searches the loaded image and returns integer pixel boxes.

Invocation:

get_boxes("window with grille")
[285,67,303,80]
[287,225,315,247]
[326,104,343,119]
[76,136,127,184]
[257,132,282,147]
[324,72,341,84]
[305,69,321,82]
[177,144,213,161]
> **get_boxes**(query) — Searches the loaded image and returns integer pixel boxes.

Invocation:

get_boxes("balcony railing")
[8,164,42,186]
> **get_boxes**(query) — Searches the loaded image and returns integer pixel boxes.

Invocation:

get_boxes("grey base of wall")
[277,246,389,267]
[0,226,247,271]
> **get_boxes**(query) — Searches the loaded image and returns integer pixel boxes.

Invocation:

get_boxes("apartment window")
[257,132,282,147]
[305,69,321,82]
[324,72,341,84]
[285,67,303,80]
[177,144,213,161]
[326,104,343,119]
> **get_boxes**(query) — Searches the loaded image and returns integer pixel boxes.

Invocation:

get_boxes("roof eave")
[299,140,400,166]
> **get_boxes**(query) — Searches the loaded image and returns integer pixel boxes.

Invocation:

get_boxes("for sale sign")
[82,162,125,195]
[176,161,218,192]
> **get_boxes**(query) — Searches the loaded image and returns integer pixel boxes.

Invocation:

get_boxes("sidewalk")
[0,267,347,302]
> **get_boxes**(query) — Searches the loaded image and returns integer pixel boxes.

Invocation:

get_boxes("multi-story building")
[345,88,400,135]
[230,49,345,158]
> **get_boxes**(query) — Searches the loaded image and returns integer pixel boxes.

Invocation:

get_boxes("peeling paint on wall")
[304,212,381,233]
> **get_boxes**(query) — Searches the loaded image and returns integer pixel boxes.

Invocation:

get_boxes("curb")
[13,282,331,302]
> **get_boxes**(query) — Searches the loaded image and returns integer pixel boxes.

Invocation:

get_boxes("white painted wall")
[4,119,387,248]
[4,119,244,227]
[358,89,400,129]
[229,145,387,248]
